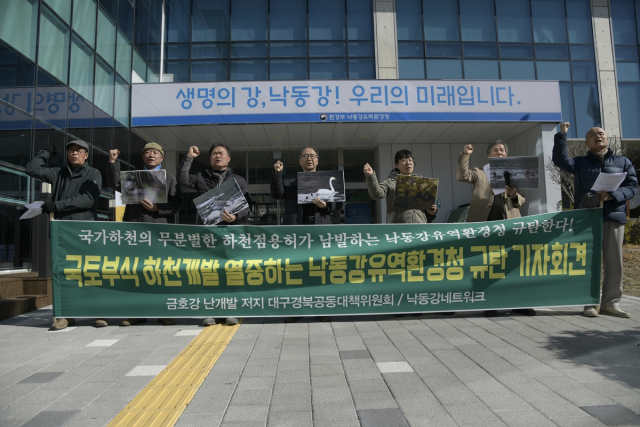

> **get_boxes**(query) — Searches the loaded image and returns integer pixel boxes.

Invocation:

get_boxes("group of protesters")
[25,121,638,331]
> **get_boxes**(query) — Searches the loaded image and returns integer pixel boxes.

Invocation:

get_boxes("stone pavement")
[1,298,640,427]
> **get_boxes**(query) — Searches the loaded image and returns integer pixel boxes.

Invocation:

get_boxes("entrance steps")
[0,272,52,321]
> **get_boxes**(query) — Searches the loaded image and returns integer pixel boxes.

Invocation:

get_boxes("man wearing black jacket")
[553,122,638,318]
[107,142,183,326]
[178,143,251,327]
[26,139,102,330]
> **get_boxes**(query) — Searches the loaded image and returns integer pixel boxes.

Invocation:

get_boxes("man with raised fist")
[553,122,638,318]
[178,143,251,327]
[457,140,534,317]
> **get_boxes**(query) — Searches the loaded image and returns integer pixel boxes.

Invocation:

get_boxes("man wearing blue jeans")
[553,122,638,318]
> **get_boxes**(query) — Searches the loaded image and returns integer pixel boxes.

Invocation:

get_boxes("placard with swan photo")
[297,170,346,204]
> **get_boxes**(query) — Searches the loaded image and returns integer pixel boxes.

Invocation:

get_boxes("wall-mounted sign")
[131,79,561,126]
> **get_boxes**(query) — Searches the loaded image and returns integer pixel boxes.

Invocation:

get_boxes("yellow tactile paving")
[107,321,241,427]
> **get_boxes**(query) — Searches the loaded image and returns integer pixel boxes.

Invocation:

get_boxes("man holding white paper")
[553,123,638,318]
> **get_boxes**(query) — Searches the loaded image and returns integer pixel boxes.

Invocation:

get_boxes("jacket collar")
[206,167,233,179]
[66,163,86,176]
[587,148,613,162]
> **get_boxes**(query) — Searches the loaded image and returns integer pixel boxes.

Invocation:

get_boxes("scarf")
[211,168,229,185]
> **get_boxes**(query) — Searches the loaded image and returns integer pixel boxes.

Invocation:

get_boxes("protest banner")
[51,209,602,318]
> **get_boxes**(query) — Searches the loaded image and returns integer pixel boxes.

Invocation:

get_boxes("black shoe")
[316,316,331,322]
[484,310,498,317]
[285,317,301,323]
[512,308,536,316]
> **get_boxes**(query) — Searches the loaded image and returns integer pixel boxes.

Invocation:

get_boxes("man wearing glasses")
[271,147,343,323]
[178,143,251,327]
[26,139,102,330]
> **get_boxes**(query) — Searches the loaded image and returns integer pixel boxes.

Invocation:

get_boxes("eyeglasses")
[67,148,87,154]
[211,151,227,157]
[300,154,318,160]
[144,149,163,156]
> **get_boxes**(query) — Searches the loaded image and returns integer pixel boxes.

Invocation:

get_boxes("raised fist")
[464,145,474,154]
[109,149,120,163]
[274,160,283,172]
[363,163,373,175]
[188,146,200,158]
[560,122,570,134]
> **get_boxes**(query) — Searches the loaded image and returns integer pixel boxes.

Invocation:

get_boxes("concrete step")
[0,295,52,321]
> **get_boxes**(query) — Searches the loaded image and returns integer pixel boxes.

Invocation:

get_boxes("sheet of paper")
[591,172,627,192]
[20,207,43,220]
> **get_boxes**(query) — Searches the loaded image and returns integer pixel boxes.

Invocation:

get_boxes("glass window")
[95,58,115,115]
[537,61,571,81]
[166,43,190,59]
[559,82,577,137]
[118,0,135,41]
[566,0,593,44]
[617,61,640,81]
[399,42,424,57]
[165,60,190,82]
[72,0,97,47]
[192,0,230,42]
[114,76,129,127]
[191,60,229,81]
[36,68,67,131]
[93,107,113,150]
[463,59,499,79]
[132,49,147,81]
[91,147,112,191]
[67,88,93,140]
[531,0,568,43]
[347,0,373,40]
[39,5,71,84]
[615,45,639,61]
[0,41,36,114]
[166,0,191,42]
[230,42,268,58]
[231,59,268,80]
[399,58,425,79]
[348,42,374,57]
[611,0,637,45]
[427,59,462,78]
[113,124,129,164]
[0,167,30,205]
[397,0,422,41]
[619,83,640,137]
[0,104,33,168]
[116,30,132,83]
[309,59,347,79]
[231,0,268,41]
[500,60,536,80]
[463,43,498,58]
[426,42,461,57]
[496,0,532,43]
[309,42,346,57]
[0,0,38,62]
[97,8,117,67]
[135,1,150,48]
[423,0,459,41]
[270,0,306,41]
[536,44,570,59]
[270,59,308,80]
[70,35,95,102]
[100,0,118,20]
[192,43,229,59]
[573,82,601,135]
[348,58,375,79]
[309,0,346,40]
[44,0,71,23]
[270,42,307,58]
[570,45,595,60]
[460,0,496,42]
[571,61,597,81]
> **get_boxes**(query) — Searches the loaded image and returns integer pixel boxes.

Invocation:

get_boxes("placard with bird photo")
[297,170,346,204]
[193,178,249,225]
[119,170,168,204]
[393,175,439,210]
[489,156,539,189]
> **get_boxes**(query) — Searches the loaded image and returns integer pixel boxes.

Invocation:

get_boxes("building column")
[374,0,398,80]
[593,0,622,138]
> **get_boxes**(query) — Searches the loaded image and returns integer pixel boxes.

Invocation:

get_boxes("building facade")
[0,0,638,271]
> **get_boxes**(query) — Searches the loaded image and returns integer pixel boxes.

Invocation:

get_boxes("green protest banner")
[51,209,602,318]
